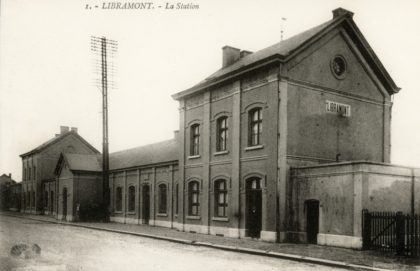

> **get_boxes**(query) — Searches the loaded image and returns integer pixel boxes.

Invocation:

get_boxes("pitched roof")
[109,139,178,170]
[172,8,399,100]
[64,153,102,172]
[55,153,102,176]
[20,131,100,157]
[204,20,333,83]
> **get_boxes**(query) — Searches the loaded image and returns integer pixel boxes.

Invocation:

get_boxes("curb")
[1,213,392,271]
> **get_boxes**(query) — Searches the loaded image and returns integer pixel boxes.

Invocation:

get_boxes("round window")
[331,55,347,79]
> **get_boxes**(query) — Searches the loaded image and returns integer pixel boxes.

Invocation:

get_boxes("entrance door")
[142,185,150,225]
[306,200,319,244]
[62,188,67,220]
[246,178,262,238]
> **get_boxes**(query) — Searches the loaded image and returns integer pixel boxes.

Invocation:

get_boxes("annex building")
[10,8,420,249]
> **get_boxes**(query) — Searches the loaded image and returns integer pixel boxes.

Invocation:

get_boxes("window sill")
[114,211,123,214]
[188,155,201,160]
[186,215,201,220]
[127,211,136,215]
[212,217,229,222]
[214,150,229,156]
[245,145,264,151]
[157,213,168,217]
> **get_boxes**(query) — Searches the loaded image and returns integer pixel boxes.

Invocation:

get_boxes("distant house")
[19,126,100,215]
[0,173,16,210]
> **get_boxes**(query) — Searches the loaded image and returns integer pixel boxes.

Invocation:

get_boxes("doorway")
[306,200,319,244]
[245,178,262,238]
[142,185,150,225]
[62,188,67,221]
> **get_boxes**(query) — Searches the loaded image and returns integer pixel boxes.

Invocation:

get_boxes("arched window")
[128,186,135,212]
[158,184,167,214]
[188,181,200,216]
[249,108,262,146]
[216,117,228,152]
[190,124,200,156]
[116,187,123,212]
[214,180,228,217]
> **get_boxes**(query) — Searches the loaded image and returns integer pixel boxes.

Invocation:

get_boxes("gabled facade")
[54,153,102,221]
[171,8,400,243]
[20,126,100,214]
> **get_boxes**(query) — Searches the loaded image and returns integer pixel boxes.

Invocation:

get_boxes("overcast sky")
[1,0,419,182]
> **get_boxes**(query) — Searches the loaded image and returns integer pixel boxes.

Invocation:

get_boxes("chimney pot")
[222,46,241,68]
[71,127,78,134]
[332,7,353,19]
[60,126,70,134]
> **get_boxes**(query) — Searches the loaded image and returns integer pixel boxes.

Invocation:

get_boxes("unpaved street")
[0,215,343,271]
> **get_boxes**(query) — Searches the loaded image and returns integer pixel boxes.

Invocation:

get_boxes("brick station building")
[12,8,420,249]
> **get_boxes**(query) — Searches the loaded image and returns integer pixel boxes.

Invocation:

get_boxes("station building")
[13,8,420,249]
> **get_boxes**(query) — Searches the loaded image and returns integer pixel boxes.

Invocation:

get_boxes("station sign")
[326,100,351,117]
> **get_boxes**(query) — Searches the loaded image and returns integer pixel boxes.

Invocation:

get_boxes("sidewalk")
[1,212,419,271]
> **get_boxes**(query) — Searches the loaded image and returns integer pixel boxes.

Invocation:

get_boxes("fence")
[362,209,420,257]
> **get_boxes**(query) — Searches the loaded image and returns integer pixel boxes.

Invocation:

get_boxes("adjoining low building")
[108,137,178,227]
[289,162,420,248]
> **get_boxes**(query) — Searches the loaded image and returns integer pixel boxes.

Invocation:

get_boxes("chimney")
[222,46,241,67]
[70,127,78,134]
[240,50,252,58]
[60,126,70,134]
[55,134,60,137]
[8,173,11,178]
[332,8,353,19]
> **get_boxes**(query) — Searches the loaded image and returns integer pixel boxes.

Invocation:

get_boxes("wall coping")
[290,160,420,171]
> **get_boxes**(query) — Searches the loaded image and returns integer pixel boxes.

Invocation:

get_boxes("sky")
[0,0,419,182]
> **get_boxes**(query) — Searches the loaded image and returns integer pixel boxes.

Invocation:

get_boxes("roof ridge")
[110,138,176,156]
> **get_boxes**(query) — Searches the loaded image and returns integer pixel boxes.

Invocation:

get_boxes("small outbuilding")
[54,153,103,221]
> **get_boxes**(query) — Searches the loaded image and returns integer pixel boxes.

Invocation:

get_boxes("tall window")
[33,166,36,179]
[249,108,262,146]
[23,168,26,181]
[50,191,54,212]
[44,191,49,208]
[190,124,200,156]
[116,187,123,212]
[28,167,32,180]
[175,183,179,215]
[158,184,167,214]
[128,186,135,212]
[215,180,228,217]
[31,191,35,207]
[188,181,200,216]
[216,117,228,152]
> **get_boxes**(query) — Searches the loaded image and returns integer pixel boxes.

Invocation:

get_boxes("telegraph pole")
[91,36,117,221]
